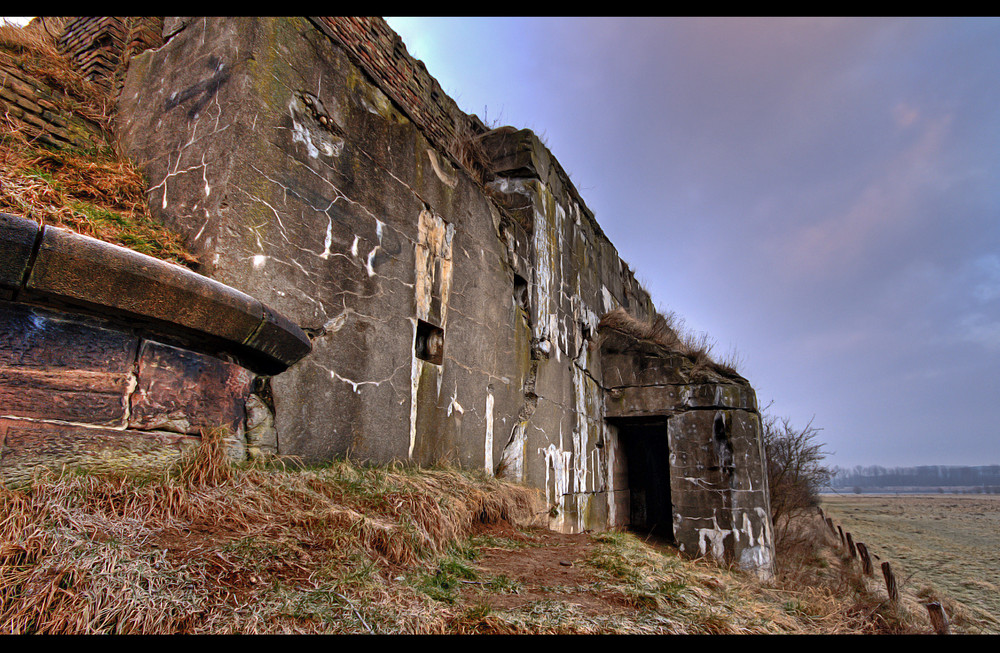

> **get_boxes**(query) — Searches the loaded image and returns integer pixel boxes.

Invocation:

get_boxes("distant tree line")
[829,465,1000,490]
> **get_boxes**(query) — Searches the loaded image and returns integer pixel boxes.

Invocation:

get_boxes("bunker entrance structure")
[0,16,776,579]
[612,418,674,541]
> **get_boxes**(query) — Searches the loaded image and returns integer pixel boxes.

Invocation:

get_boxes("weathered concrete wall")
[310,17,486,164]
[480,127,660,536]
[116,17,531,470]
[111,16,774,576]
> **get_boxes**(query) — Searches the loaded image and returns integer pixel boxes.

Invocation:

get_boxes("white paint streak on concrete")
[540,442,572,530]
[484,390,495,474]
[697,516,732,561]
[290,114,319,159]
[322,309,350,335]
[446,385,464,417]
[319,216,333,259]
[252,254,267,269]
[497,421,527,482]
[571,365,589,494]
[408,318,420,459]
[755,506,773,547]
[350,235,359,257]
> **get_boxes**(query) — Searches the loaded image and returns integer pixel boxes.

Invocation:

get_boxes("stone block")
[0,301,138,426]
[0,418,198,486]
[128,340,254,435]
[479,127,552,183]
[605,382,757,418]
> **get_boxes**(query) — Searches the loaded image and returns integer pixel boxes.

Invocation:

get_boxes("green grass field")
[821,493,1000,629]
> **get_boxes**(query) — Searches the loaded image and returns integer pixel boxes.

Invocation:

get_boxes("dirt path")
[460,525,631,615]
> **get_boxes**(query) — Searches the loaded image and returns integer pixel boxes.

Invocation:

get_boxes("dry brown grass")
[0,111,197,266]
[822,494,1000,632]
[450,119,491,185]
[764,509,968,634]
[598,307,742,379]
[0,434,542,634]
[4,439,962,634]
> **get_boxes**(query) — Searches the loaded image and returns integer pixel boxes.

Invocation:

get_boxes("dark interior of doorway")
[615,418,674,542]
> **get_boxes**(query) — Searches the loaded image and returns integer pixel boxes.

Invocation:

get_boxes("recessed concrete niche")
[414,319,444,365]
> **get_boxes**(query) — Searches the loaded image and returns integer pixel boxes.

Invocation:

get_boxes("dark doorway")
[615,418,674,541]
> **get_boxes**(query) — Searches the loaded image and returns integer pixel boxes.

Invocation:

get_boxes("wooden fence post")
[925,602,950,634]
[837,525,846,548]
[826,517,836,534]
[881,561,898,603]
[856,542,873,575]
[846,532,857,558]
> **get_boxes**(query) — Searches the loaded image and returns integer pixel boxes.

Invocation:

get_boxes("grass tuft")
[598,307,743,380]
[0,442,540,634]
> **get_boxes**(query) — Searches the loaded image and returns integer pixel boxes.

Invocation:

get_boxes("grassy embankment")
[2,429,984,634]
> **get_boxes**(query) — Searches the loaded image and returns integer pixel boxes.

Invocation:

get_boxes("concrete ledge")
[605,382,758,418]
[0,213,311,374]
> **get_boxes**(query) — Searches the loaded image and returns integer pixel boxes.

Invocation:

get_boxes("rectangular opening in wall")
[513,273,529,312]
[613,417,674,542]
[414,319,444,365]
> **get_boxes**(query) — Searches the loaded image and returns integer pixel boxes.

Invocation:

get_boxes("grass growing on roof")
[598,307,743,380]
[0,22,196,267]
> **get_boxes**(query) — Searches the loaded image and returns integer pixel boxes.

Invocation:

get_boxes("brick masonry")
[311,17,486,163]
[0,57,104,150]
[57,17,164,95]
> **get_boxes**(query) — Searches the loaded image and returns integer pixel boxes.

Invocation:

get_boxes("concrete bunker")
[11,16,779,578]
[600,313,773,574]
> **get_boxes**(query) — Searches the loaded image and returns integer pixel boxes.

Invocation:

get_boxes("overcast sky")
[383,17,1000,469]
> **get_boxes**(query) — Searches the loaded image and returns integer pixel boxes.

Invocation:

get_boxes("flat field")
[821,494,1000,628]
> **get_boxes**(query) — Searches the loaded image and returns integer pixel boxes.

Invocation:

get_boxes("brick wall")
[310,17,486,163]
[0,58,104,151]
[57,17,163,94]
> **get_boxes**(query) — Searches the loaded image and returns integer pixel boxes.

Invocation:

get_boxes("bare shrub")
[763,413,833,546]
